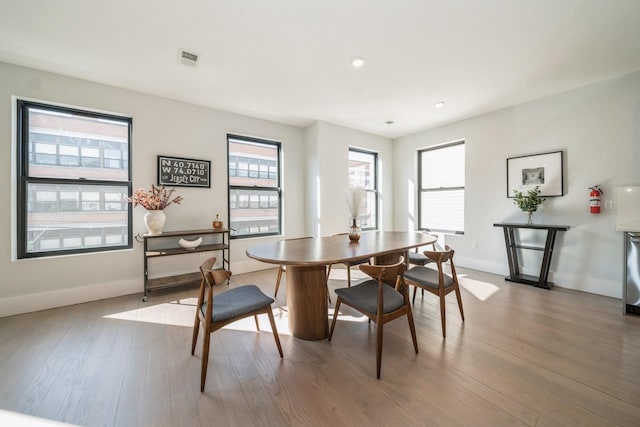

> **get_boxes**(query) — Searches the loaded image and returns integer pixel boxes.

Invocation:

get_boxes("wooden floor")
[1,265,640,427]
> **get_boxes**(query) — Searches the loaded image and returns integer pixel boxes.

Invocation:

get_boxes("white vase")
[144,210,166,235]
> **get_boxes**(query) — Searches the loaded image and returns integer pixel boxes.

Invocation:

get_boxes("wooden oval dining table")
[246,231,437,340]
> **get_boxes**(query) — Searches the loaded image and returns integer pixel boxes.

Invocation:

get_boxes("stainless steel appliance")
[624,232,640,315]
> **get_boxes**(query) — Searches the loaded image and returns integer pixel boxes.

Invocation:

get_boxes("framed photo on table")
[507,150,563,197]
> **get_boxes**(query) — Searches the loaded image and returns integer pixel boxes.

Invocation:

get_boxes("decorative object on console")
[144,210,166,235]
[513,185,545,224]
[212,213,223,229]
[507,150,563,198]
[125,184,183,235]
[178,237,203,249]
[346,186,365,242]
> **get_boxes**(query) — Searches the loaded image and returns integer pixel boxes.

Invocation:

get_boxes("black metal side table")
[493,223,570,289]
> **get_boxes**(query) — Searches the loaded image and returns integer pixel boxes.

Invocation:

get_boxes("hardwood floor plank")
[1,266,640,426]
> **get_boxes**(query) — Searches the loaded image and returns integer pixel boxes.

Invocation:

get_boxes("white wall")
[393,71,640,298]
[0,61,306,317]
[306,121,393,237]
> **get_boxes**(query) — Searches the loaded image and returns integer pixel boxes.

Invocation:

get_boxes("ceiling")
[1,1,639,139]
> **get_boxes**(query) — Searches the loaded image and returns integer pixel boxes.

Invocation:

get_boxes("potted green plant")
[513,186,545,224]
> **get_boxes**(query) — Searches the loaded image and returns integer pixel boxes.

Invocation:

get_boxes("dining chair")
[328,256,418,379]
[407,240,439,300]
[403,245,464,338]
[191,257,283,392]
[326,233,371,287]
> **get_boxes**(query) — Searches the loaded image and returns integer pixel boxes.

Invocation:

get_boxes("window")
[348,148,378,229]
[17,100,132,258]
[227,134,281,238]
[418,141,465,234]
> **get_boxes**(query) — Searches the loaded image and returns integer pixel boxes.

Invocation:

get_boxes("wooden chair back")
[359,257,406,289]
[422,245,458,290]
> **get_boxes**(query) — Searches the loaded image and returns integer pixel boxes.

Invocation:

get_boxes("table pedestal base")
[286,265,329,340]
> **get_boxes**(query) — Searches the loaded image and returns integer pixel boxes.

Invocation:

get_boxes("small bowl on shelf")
[178,237,203,249]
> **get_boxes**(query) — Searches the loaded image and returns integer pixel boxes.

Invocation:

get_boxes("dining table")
[246,231,437,340]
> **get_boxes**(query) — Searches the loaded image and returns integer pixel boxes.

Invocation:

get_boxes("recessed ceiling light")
[434,101,445,108]
[351,57,366,68]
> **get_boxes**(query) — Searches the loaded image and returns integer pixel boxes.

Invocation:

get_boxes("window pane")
[349,149,378,229]
[25,183,129,253]
[349,150,375,190]
[420,189,464,233]
[229,188,279,237]
[27,107,129,180]
[228,138,278,188]
[419,141,465,233]
[421,143,465,188]
[19,100,132,258]
[228,135,281,237]
[359,190,377,229]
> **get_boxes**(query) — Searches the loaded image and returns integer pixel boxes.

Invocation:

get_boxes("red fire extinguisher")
[589,185,603,214]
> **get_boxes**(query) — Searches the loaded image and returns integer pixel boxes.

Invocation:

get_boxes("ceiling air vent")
[178,49,199,67]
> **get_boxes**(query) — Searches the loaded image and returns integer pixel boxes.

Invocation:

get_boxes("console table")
[141,228,229,301]
[493,223,570,289]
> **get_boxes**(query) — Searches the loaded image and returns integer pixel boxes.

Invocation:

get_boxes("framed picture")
[507,151,563,197]
[157,155,210,188]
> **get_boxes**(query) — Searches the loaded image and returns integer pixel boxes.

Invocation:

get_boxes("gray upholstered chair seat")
[408,251,431,266]
[335,279,405,314]
[404,266,454,290]
[201,285,274,322]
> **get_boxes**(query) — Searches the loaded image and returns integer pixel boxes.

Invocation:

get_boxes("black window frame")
[348,147,379,230]
[17,100,133,258]
[227,134,282,239]
[417,140,465,235]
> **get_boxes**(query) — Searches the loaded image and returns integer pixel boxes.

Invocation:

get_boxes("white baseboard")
[455,255,507,276]
[455,255,621,299]
[0,278,140,318]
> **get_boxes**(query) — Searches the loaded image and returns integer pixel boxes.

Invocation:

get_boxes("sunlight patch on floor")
[103,299,296,335]
[104,297,197,327]
[219,306,292,335]
[0,409,76,426]
[329,310,369,323]
[458,276,500,301]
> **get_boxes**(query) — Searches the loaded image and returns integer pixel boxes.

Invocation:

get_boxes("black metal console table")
[141,228,229,301]
[493,223,570,289]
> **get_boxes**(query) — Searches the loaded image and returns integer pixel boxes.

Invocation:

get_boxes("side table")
[493,223,570,289]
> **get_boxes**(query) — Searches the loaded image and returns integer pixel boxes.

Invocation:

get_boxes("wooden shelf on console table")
[493,222,570,289]
[142,228,229,301]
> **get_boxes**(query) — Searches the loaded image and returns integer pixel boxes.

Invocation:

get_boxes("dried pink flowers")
[126,185,183,210]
